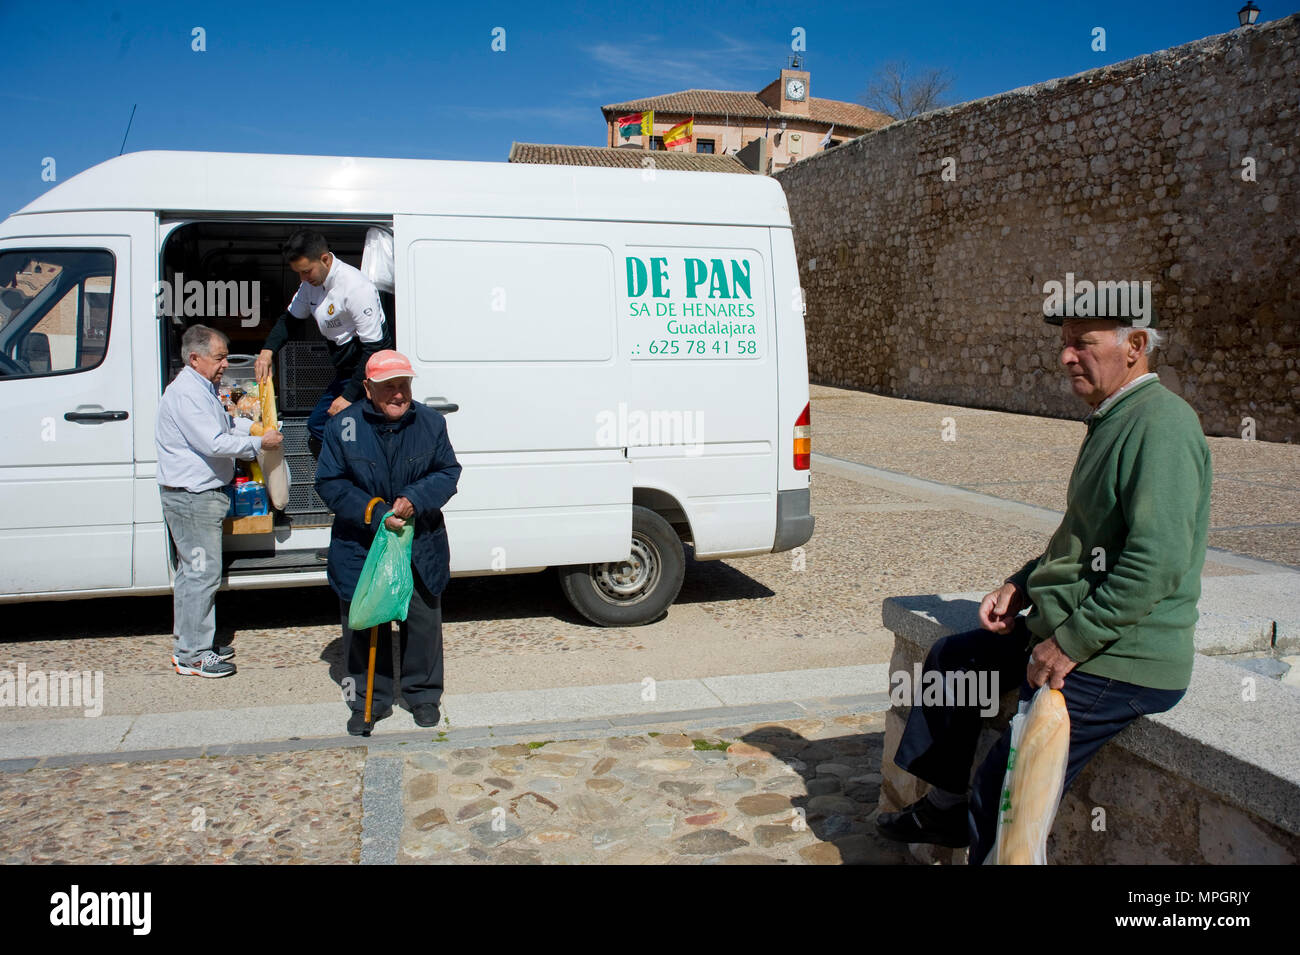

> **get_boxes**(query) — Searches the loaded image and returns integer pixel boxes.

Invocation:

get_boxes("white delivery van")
[0,151,813,626]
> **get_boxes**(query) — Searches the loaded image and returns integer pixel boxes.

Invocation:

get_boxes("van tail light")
[794,402,811,470]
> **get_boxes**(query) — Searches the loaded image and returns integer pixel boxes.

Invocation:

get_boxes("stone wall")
[776,15,1299,441]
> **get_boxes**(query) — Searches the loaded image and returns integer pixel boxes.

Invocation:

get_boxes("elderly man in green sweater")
[877,306,1211,864]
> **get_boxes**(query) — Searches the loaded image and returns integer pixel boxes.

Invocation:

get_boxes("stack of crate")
[278,418,331,524]
[277,340,336,526]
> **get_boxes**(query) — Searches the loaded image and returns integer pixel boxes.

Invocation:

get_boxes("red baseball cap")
[365,350,416,382]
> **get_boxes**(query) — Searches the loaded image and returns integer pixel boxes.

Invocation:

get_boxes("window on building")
[697,140,715,154]
[649,136,665,151]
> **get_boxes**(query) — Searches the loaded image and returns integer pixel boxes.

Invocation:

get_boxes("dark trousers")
[892,622,1185,864]
[339,576,444,714]
[307,376,350,444]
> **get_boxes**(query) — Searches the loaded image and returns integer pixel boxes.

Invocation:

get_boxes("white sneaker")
[172,644,234,667]
[174,650,236,678]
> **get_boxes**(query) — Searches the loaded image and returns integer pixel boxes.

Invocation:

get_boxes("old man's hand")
[979,582,1026,633]
[1027,637,1078,689]
[383,497,415,531]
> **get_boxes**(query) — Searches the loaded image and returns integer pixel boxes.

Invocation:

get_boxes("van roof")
[16,150,793,227]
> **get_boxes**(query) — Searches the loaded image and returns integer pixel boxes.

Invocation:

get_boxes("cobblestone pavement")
[389,712,908,865]
[0,748,364,864]
[0,712,905,865]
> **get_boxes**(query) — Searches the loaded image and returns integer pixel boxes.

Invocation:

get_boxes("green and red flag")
[618,111,654,139]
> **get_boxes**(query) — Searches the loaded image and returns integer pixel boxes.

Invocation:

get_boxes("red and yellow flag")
[618,111,655,139]
[664,118,693,148]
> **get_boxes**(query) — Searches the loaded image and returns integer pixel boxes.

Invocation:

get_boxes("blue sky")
[1,0,1292,217]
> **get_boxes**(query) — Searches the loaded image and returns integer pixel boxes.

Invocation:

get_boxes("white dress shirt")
[287,256,386,347]
[156,366,263,492]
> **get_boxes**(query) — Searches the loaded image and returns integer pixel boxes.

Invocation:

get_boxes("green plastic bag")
[347,511,414,630]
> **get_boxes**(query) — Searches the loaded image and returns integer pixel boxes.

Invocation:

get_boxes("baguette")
[257,374,289,510]
[998,687,1070,864]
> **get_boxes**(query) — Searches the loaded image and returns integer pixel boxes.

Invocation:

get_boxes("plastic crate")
[285,451,327,513]
[279,417,314,456]
[278,341,337,413]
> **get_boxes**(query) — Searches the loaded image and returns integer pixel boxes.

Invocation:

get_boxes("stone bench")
[879,593,1300,864]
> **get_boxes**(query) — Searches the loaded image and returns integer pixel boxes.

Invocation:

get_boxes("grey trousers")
[160,487,228,666]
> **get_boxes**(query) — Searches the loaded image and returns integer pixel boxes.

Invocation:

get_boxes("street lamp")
[1238,2,1260,26]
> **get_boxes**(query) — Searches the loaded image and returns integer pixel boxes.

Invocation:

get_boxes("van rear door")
[0,234,134,596]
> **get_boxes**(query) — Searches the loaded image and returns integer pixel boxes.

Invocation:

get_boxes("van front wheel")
[558,506,685,627]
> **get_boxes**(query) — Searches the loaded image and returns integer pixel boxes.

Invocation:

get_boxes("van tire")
[557,505,685,627]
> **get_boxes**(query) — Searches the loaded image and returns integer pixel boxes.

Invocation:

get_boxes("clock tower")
[757,65,811,117]
[780,68,810,115]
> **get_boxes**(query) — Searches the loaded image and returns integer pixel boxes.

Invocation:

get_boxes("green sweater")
[1007,378,1211,690]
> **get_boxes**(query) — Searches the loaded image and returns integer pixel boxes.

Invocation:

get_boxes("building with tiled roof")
[598,63,892,174]
[508,143,753,174]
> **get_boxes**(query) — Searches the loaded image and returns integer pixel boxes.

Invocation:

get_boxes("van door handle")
[65,410,129,422]
[423,398,459,414]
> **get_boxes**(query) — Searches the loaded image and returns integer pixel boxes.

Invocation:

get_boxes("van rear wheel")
[558,505,685,627]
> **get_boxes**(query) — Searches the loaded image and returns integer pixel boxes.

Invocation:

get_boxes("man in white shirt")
[254,230,393,456]
[156,325,282,677]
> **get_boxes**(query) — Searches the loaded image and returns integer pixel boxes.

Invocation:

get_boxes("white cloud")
[448,104,594,127]
[587,31,774,90]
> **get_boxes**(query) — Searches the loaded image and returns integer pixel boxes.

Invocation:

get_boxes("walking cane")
[361,496,386,736]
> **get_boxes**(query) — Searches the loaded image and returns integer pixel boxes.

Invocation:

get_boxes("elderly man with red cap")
[315,349,462,736]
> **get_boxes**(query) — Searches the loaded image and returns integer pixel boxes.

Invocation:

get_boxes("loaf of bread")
[997,687,1070,865]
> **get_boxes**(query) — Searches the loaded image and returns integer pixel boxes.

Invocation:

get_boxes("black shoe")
[346,706,392,737]
[876,794,970,848]
[411,703,441,728]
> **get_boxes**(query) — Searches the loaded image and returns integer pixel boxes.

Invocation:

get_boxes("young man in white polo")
[254,230,393,457]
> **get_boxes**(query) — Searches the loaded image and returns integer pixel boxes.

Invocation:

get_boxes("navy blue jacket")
[315,400,461,602]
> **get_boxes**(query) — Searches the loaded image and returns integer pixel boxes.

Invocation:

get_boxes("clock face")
[786,79,806,101]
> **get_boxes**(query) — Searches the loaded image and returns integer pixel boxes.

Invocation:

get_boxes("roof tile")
[508,143,754,174]
[600,89,890,131]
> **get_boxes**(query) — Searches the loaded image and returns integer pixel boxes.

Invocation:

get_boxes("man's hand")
[384,497,415,531]
[254,349,275,382]
[327,396,352,416]
[979,581,1027,633]
[1027,636,1078,689]
[260,428,283,450]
